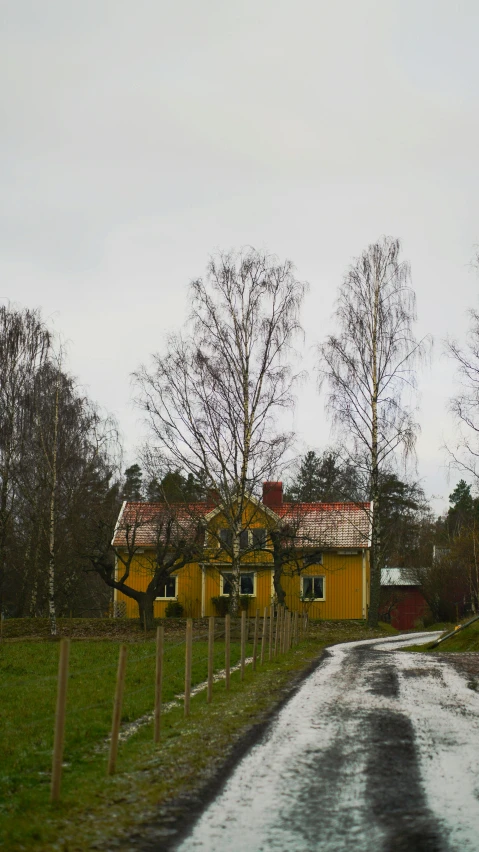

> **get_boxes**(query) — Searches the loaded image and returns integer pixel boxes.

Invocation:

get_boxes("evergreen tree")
[145,476,163,502]
[122,464,143,501]
[286,450,363,502]
[446,480,479,536]
[145,470,206,502]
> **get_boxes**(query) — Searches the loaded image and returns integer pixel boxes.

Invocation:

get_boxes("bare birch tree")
[446,309,479,481]
[135,248,306,613]
[318,236,427,626]
[0,306,51,614]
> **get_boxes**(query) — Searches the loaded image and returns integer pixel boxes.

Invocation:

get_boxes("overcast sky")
[2,0,479,513]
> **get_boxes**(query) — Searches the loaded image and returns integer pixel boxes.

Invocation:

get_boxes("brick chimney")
[262,481,283,509]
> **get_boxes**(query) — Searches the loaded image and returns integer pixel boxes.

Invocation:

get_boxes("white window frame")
[220,570,257,597]
[301,574,326,601]
[155,575,178,600]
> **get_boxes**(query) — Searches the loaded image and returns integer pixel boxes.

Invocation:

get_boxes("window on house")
[252,528,267,549]
[156,576,177,599]
[219,529,233,550]
[239,529,249,550]
[221,572,256,596]
[302,576,325,600]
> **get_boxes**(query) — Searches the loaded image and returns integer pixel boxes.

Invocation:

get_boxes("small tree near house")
[89,502,204,628]
[269,519,323,608]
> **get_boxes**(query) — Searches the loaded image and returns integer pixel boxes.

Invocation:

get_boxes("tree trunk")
[230,529,241,616]
[273,564,286,607]
[368,277,381,628]
[138,591,156,629]
[48,377,60,637]
[0,442,12,608]
[472,521,478,614]
[29,528,42,617]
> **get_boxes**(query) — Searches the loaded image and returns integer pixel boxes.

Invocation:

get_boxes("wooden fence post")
[207,616,215,703]
[260,607,267,665]
[281,608,287,653]
[293,611,298,645]
[240,610,246,681]
[225,614,230,690]
[154,626,164,743]
[107,644,127,776]
[274,606,280,657]
[51,638,70,802]
[252,609,259,671]
[184,618,193,717]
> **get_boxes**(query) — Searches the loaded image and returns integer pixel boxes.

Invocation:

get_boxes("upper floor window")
[219,529,233,550]
[217,528,267,550]
[252,528,267,549]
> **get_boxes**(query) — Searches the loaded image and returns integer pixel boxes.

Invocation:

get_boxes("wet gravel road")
[174,633,479,852]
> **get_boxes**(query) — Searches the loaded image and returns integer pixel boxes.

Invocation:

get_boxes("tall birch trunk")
[474,520,479,613]
[368,278,381,628]
[48,376,60,636]
[230,528,241,616]
[0,436,13,612]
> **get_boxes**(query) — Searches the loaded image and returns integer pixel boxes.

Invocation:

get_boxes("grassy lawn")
[0,619,393,851]
[406,618,479,653]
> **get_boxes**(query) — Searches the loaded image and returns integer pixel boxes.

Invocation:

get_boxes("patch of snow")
[117,658,254,744]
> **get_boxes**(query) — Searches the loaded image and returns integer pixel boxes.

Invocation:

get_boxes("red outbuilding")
[380,568,428,630]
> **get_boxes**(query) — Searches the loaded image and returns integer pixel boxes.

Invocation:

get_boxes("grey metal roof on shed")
[381,567,421,586]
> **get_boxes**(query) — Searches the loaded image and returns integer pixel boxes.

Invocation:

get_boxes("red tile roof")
[276,502,371,549]
[112,501,212,548]
[113,499,371,550]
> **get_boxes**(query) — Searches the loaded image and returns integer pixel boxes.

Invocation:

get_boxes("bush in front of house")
[211,596,230,616]
[211,595,251,615]
[165,598,184,618]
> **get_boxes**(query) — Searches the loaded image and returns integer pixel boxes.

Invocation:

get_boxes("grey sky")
[2,0,479,513]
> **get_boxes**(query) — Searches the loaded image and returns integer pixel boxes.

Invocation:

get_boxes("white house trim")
[111,500,127,546]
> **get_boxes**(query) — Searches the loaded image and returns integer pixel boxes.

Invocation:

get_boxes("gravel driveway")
[174,633,479,852]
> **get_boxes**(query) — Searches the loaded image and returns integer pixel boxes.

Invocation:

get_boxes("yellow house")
[112,482,371,620]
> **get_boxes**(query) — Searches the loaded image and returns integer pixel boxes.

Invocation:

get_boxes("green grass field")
[403,619,479,653]
[0,619,395,851]
[428,618,479,652]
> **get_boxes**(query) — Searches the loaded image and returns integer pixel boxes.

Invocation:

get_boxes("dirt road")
[174,633,479,852]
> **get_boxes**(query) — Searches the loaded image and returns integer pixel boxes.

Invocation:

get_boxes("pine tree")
[286,450,362,502]
[122,464,143,501]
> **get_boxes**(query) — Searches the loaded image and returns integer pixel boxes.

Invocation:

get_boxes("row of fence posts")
[50,606,309,803]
